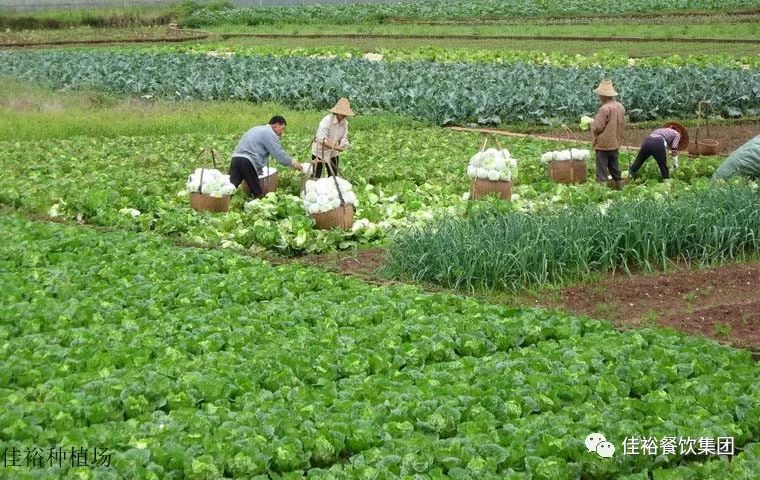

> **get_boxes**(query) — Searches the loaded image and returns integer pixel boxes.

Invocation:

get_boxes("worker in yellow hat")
[310,98,355,178]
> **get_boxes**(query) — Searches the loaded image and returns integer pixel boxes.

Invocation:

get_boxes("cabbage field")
[0,130,724,256]
[181,0,760,27]
[2,1,760,478]
[2,51,758,125]
[3,214,760,479]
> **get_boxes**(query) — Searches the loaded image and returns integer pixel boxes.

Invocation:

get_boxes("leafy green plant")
[181,0,760,27]
[2,214,759,478]
[0,126,728,255]
[383,183,760,291]
[1,50,758,125]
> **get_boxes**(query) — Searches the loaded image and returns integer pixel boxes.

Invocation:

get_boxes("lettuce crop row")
[2,214,759,479]
[0,130,725,255]
[182,0,760,27]
[384,184,760,292]
[1,51,758,124]
[121,44,760,70]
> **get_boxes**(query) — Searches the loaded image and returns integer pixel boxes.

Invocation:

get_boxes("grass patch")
[0,6,177,30]
[0,78,420,141]
[0,26,204,45]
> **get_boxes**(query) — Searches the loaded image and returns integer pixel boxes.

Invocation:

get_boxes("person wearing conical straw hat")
[580,79,626,189]
[310,98,355,178]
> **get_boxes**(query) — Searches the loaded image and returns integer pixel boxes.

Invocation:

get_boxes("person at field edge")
[580,79,626,189]
[229,116,302,198]
[628,126,681,180]
[310,98,355,178]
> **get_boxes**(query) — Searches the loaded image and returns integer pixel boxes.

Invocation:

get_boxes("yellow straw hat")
[330,98,355,117]
[593,79,618,97]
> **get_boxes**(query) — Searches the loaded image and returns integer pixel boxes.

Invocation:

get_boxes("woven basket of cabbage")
[470,178,512,200]
[549,160,587,184]
[302,177,358,230]
[189,192,230,213]
[241,167,278,195]
[466,147,516,201]
[186,167,235,213]
[541,149,590,184]
[311,204,355,230]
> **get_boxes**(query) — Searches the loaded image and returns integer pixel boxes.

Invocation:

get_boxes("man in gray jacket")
[229,116,302,198]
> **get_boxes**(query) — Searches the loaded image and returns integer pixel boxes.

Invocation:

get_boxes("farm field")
[3,31,760,58]
[2,214,760,478]
[2,0,760,478]
[195,21,760,39]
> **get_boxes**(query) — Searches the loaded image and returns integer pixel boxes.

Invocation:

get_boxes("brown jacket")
[591,100,625,151]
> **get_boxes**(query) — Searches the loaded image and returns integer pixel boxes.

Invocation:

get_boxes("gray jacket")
[232,125,294,173]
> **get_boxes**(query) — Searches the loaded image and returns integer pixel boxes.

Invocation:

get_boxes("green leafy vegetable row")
[182,0,760,27]
[122,44,760,70]
[1,51,758,124]
[2,214,759,478]
[383,183,760,291]
[0,129,725,255]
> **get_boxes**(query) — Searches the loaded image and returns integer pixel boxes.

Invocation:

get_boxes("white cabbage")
[301,176,358,214]
[466,147,519,185]
[185,168,235,196]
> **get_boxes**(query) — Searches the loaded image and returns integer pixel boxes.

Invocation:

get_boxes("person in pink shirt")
[629,126,682,180]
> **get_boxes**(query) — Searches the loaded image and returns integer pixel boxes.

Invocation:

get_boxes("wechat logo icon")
[586,432,616,458]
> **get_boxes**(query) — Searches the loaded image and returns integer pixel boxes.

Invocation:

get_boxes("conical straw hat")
[593,79,618,97]
[330,98,355,117]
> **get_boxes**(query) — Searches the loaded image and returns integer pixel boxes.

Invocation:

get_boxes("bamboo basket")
[549,160,587,184]
[470,178,512,200]
[697,139,719,156]
[468,135,513,201]
[241,168,279,195]
[190,192,230,213]
[691,101,720,156]
[188,148,231,213]
[311,204,354,230]
[307,156,354,230]
[548,126,589,185]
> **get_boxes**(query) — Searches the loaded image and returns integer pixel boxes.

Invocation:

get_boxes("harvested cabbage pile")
[186,168,236,197]
[302,177,358,214]
[467,148,518,182]
[541,148,591,163]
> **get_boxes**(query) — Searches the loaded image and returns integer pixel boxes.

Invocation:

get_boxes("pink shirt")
[649,128,681,152]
